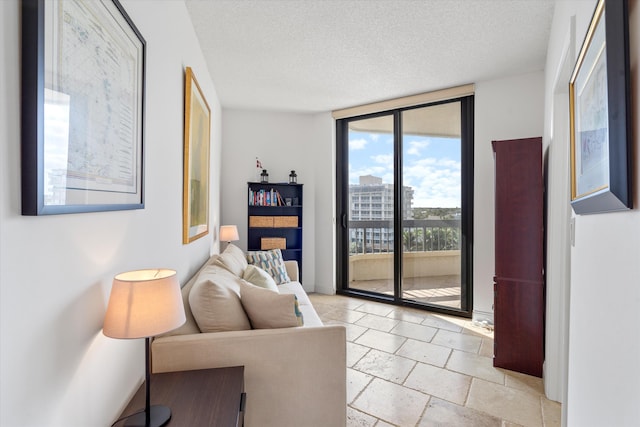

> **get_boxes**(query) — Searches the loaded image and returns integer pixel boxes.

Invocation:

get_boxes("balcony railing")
[348,219,462,308]
[349,219,461,254]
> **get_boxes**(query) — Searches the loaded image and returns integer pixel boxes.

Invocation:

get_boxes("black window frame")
[336,95,474,318]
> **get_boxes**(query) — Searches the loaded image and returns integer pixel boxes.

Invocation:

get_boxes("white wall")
[310,113,337,294]
[544,1,640,425]
[473,71,546,323]
[220,110,334,293]
[0,1,222,426]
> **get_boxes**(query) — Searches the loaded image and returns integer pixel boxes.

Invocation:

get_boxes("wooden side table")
[115,366,245,427]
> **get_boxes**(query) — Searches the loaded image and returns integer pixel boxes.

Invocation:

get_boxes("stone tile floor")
[308,293,561,427]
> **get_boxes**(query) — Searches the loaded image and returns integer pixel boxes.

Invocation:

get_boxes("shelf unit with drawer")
[247,182,303,281]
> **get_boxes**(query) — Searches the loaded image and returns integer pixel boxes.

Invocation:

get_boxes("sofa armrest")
[151,325,346,427]
[284,260,299,282]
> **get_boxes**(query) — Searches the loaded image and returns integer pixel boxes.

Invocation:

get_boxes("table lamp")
[104,269,186,427]
[220,225,239,248]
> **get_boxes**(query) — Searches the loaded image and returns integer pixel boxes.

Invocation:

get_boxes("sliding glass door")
[336,97,473,316]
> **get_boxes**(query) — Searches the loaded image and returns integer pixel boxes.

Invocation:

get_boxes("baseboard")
[472,309,494,327]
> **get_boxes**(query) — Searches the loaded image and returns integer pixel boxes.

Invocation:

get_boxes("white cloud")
[371,154,393,166]
[438,158,461,170]
[349,138,368,150]
[403,157,461,208]
[406,139,431,156]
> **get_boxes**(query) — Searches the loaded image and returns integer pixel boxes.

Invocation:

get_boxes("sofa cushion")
[246,249,291,285]
[189,265,251,333]
[214,243,248,277]
[277,281,324,327]
[159,254,221,338]
[239,280,303,328]
[277,281,311,306]
[243,265,279,292]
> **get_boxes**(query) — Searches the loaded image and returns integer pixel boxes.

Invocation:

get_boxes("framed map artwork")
[21,0,146,215]
[569,0,631,214]
[182,67,211,244]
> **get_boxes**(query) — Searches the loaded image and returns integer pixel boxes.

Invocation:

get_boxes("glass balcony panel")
[400,102,462,308]
[347,115,394,296]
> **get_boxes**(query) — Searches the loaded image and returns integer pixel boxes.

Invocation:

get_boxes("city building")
[349,175,414,252]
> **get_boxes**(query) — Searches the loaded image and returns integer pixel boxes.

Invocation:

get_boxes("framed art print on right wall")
[569,0,632,214]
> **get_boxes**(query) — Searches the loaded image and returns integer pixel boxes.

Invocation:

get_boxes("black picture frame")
[569,0,631,214]
[21,0,146,215]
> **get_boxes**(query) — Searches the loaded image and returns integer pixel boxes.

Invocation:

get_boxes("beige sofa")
[151,246,347,427]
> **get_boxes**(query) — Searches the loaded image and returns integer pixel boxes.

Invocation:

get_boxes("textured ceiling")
[185,0,555,113]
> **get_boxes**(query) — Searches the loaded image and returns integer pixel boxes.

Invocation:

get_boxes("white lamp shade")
[103,269,186,339]
[220,225,240,242]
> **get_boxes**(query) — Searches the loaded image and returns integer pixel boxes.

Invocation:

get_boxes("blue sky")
[349,131,461,208]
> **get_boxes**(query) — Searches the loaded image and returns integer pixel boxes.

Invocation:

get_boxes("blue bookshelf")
[247,182,303,281]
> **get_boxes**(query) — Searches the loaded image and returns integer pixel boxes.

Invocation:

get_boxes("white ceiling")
[184,0,555,113]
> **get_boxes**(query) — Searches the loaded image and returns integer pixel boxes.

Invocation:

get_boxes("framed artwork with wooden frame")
[569,0,632,214]
[183,67,211,243]
[21,0,145,215]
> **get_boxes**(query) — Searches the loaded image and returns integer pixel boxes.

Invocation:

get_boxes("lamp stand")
[124,338,171,427]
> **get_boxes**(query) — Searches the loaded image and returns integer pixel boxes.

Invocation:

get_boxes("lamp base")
[124,405,171,427]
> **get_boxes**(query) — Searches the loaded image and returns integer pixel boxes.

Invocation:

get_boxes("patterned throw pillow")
[293,296,303,325]
[245,249,291,285]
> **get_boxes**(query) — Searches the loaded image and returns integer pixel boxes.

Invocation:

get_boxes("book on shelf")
[249,188,287,206]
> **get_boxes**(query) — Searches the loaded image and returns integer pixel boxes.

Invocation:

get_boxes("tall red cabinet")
[492,137,544,377]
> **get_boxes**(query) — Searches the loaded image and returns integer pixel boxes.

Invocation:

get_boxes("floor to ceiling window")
[336,93,474,317]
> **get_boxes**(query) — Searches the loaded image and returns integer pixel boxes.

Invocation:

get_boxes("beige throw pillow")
[214,243,248,277]
[243,265,279,292]
[189,275,251,333]
[239,280,303,329]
